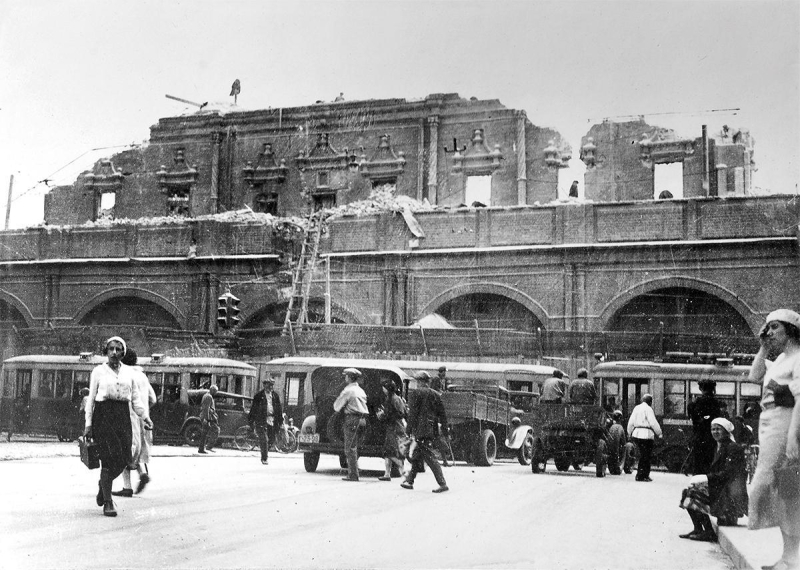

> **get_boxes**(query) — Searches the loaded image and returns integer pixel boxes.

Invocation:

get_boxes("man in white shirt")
[333,368,368,481]
[627,393,662,482]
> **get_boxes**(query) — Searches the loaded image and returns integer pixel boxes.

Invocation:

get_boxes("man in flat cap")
[402,371,449,493]
[249,376,283,465]
[334,368,368,481]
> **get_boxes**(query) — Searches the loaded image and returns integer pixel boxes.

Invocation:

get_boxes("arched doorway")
[0,301,28,360]
[242,300,348,330]
[608,286,752,341]
[79,296,181,329]
[435,293,544,332]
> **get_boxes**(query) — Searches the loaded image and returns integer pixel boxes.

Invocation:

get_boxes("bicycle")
[234,423,298,453]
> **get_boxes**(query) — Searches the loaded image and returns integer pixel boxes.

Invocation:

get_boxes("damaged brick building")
[0,93,793,365]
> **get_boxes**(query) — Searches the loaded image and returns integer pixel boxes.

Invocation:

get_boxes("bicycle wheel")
[234,426,256,452]
[275,430,297,453]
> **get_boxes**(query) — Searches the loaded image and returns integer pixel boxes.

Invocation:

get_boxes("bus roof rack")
[79,352,93,361]
[664,351,693,363]
[151,353,166,363]
[715,357,734,367]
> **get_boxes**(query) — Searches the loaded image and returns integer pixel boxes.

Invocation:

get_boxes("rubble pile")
[323,187,436,220]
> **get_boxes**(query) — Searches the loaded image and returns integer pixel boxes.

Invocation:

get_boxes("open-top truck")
[525,403,611,477]
[441,385,537,466]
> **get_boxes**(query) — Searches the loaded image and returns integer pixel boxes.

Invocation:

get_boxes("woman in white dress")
[748,309,800,570]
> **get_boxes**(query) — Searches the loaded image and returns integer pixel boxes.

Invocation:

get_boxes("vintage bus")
[262,356,566,426]
[592,356,762,472]
[0,353,258,445]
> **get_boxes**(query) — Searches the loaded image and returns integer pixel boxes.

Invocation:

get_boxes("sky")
[0,0,797,229]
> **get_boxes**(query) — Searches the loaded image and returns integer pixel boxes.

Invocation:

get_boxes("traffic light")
[217,292,241,329]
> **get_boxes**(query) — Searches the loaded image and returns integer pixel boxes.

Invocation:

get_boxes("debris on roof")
[323,187,437,220]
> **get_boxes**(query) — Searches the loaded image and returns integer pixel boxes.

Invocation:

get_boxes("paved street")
[0,442,734,570]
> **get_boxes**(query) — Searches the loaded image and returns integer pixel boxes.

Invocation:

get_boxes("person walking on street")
[627,393,662,481]
[83,336,152,517]
[688,379,722,475]
[333,368,368,481]
[378,378,408,481]
[249,377,283,465]
[540,370,568,403]
[568,368,597,404]
[197,385,219,454]
[747,309,800,570]
[112,348,156,497]
[402,371,449,493]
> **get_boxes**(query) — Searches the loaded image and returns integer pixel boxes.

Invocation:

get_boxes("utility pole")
[324,256,331,324]
[5,174,14,230]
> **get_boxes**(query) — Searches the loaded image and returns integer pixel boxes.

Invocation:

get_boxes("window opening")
[98,192,116,219]
[653,162,683,199]
[465,175,491,206]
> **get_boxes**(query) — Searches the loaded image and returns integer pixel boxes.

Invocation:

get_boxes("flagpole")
[5,174,14,230]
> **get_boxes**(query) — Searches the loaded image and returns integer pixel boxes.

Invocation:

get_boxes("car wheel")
[517,432,534,466]
[182,421,203,447]
[473,429,497,467]
[595,439,607,478]
[554,456,571,471]
[531,438,547,473]
[303,452,320,472]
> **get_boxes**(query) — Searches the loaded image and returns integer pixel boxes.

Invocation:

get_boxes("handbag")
[78,436,100,470]
[776,459,800,501]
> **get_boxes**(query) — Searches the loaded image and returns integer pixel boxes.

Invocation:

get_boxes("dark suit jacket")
[248,390,283,427]
[407,385,447,440]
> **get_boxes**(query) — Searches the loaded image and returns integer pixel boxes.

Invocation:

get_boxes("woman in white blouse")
[83,337,152,517]
[748,309,800,570]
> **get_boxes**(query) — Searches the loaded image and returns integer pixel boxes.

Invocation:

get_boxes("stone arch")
[241,297,358,328]
[74,288,185,329]
[0,290,35,328]
[599,277,760,335]
[418,282,549,330]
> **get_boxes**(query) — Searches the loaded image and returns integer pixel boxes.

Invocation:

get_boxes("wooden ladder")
[283,211,325,335]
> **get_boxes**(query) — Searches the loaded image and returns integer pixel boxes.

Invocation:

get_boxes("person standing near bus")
[84,337,152,517]
[747,309,800,570]
[540,370,567,403]
[687,379,722,475]
[333,368,368,481]
[197,385,219,454]
[402,371,449,493]
[568,368,597,404]
[249,377,283,465]
[627,394,662,482]
[112,348,156,497]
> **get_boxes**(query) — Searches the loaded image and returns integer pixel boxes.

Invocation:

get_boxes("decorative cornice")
[242,143,288,187]
[358,134,406,183]
[157,149,199,190]
[543,139,571,169]
[84,160,125,193]
[451,129,503,176]
[638,129,696,168]
[295,133,359,172]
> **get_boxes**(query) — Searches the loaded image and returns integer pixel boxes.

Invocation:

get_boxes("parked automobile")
[150,389,252,447]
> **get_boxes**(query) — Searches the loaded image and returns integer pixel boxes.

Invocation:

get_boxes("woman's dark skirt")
[93,400,132,478]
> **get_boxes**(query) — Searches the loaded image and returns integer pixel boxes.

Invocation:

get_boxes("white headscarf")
[711,417,735,442]
[104,336,127,356]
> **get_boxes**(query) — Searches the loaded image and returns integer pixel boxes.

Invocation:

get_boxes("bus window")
[716,381,736,418]
[164,372,181,403]
[72,371,89,402]
[2,371,13,397]
[602,379,621,411]
[190,373,212,389]
[146,372,163,401]
[15,370,32,399]
[232,375,244,395]
[39,371,56,398]
[623,379,650,417]
[216,375,230,392]
[740,383,762,412]
[56,370,72,399]
[285,373,305,406]
[664,379,686,417]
